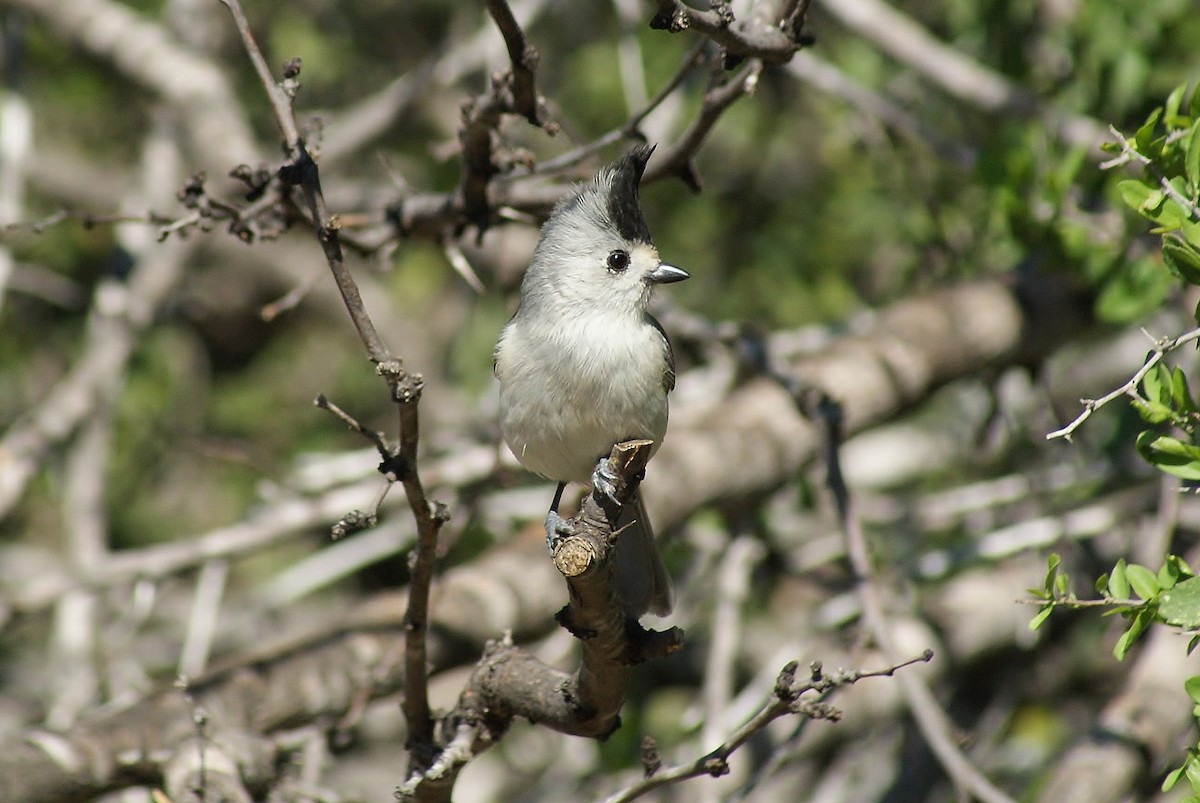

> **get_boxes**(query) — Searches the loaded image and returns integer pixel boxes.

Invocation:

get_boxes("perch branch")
[399,440,683,800]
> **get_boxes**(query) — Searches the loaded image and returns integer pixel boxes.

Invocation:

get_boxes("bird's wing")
[645,313,676,393]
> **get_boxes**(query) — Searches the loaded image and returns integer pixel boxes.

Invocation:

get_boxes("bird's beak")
[645,263,690,284]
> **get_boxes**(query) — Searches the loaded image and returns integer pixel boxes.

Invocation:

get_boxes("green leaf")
[1128,396,1176,422]
[1113,625,1136,660]
[1173,367,1198,415]
[1117,179,1154,212]
[1109,559,1130,599]
[1095,573,1109,595]
[1113,608,1152,660]
[1183,219,1200,250]
[1044,553,1061,592]
[1187,757,1200,792]
[1143,362,1171,405]
[1166,763,1187,793]
[1185,675,1200,705]
[1096,255,1174,323]
[1188,120,1200,192]
[1136,431,1200,480]
[1189,635,1200,655]
[1130,398,1175,425]
[1149,201,1185,233]
[1167,83,1189,124]
[1164,237,1200,285]
[1126,563,1161,601]
[1029,604,1054,631]
[1160,555,1182,589]
[1160,576,1200,626]
[1136,108,1163,153]
[1054,572,1069,596]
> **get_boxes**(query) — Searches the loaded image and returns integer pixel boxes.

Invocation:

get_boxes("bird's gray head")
[520,144,689,317]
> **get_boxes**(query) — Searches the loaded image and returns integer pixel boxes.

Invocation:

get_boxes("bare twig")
[313,394,393,463]
[603,653,932,803]
[533,38,708,176]
[219,0,390,365]
[646,60,764,190]
[484,0,542,126]
[456,0,555,230]
[218,0,449,777]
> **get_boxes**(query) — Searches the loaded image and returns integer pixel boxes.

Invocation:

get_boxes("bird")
[493,143,688,618]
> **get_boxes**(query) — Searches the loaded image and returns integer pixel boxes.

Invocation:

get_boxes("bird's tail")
[614,490,674,617]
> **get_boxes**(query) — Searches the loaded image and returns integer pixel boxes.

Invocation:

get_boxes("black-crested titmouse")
[494,144,687,617]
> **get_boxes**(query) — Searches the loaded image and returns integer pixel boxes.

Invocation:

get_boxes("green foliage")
[1108,84,1200,305]
[1161,577,1200,627]
[1028,553,1197,660]
[1032,553,1200,793]
[1101,85,1200,483]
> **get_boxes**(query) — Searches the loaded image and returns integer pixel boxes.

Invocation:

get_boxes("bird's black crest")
[605,144,655,243]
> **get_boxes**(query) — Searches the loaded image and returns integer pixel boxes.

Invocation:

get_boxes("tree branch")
[219,0,450,779]
[1046,326,1200,441]
[400,441,683,800]
[649,0,808,65]
[457,0,555,230]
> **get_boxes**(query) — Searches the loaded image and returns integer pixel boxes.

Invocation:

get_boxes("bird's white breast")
[496,312,670,484]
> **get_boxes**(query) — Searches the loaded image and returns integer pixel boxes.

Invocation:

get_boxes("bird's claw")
[591,459,622,505]
[544,510,575,554]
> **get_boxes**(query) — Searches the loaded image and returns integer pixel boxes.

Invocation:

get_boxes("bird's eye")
[606,250,630,273]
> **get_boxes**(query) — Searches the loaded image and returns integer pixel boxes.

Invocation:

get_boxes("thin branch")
[533,38,709,176]
[811,393,1018,803]
[219,0,449,778]
[395,370,447,767]
[484,0,542,126]
[313,394,393,461]
[646,60,764,190]
[457,0,555,230]
[395,721,482,799]
[603,653,932,803]
[219,0,391,365]
[1047,326,1200,441]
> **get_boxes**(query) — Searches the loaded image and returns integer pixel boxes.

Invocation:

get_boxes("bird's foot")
[591,458,622,505]
[544,509,576,554]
